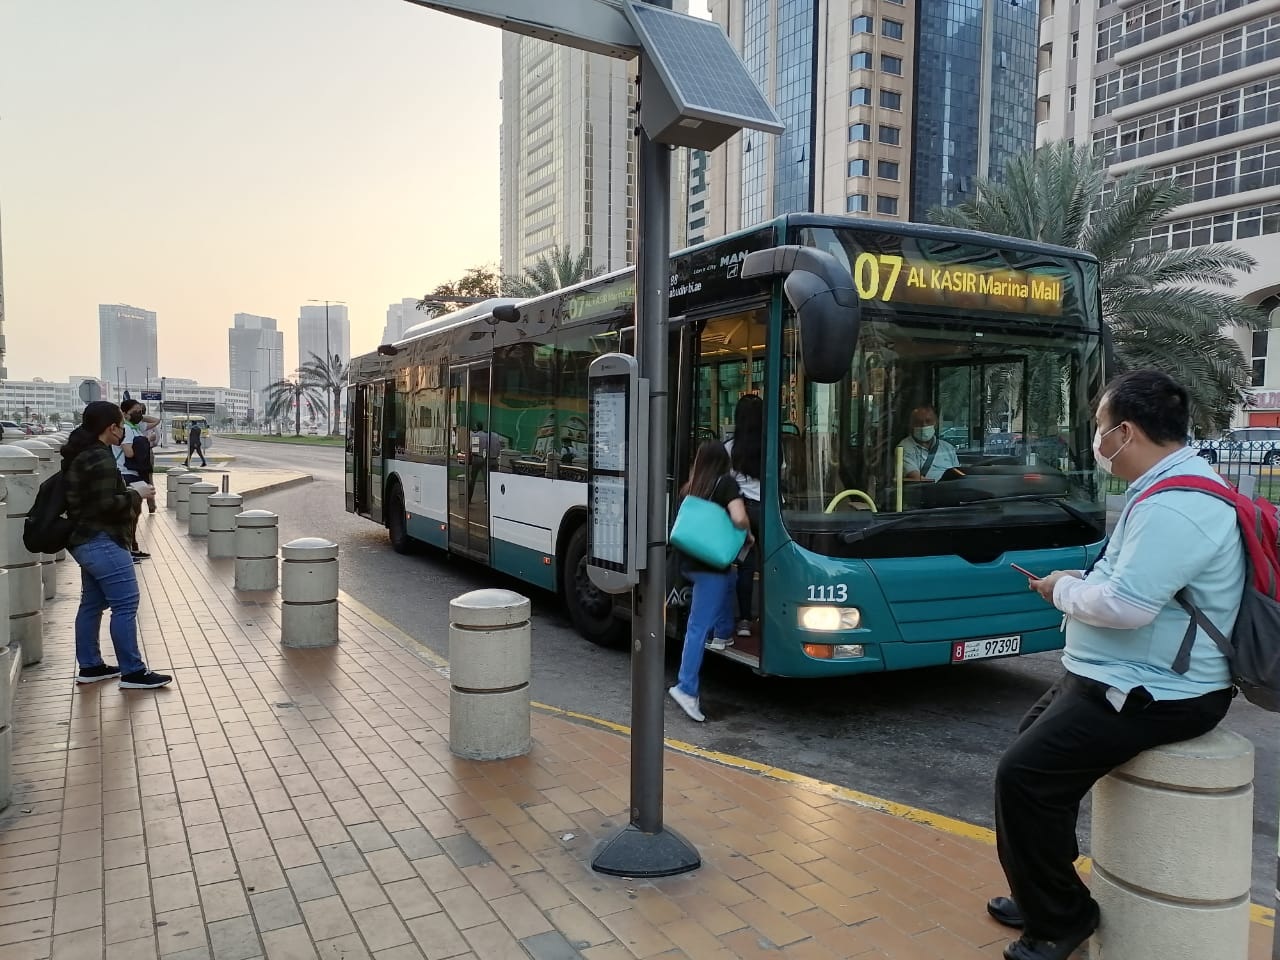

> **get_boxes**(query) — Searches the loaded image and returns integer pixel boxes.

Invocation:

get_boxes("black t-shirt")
[676,473,743,573]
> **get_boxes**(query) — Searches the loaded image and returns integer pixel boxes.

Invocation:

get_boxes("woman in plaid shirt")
[60,402,172,689]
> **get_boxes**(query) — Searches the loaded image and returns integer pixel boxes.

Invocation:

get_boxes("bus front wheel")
[561,525,627,648]
[387,483,415,555]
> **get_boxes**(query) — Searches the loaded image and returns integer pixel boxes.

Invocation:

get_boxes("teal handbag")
[670,493,747,571]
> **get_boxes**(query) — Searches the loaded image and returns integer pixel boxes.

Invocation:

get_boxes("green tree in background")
[298,352,350,436]
[929,140,1263,435]
[504,245,600,297]
[264,375,323,437]
[418,266,504,315]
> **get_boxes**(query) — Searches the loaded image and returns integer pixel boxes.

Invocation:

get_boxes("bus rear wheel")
[387,483,414,555]
[561,524,627,648]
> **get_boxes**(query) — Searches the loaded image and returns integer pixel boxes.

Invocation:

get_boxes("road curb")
[240,474,314,498]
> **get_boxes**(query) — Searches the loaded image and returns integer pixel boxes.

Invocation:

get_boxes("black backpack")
[23,472,75,554]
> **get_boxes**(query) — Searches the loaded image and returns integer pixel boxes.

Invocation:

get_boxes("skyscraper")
[499,37,637,278]
[1037,0,1280,425]
[228,314,284,420]
[297,304,351,371]
[99,304,158,389]
[704,0,1039,233]
[381,299,421,346]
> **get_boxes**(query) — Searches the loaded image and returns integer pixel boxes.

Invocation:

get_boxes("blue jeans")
[676,568,736,698]
[69,533,145,675]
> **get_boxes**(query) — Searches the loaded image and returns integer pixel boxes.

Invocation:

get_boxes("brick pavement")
[0,477,1271,960]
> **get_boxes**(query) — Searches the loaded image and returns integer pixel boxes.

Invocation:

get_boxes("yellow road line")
[339,590,1276,930]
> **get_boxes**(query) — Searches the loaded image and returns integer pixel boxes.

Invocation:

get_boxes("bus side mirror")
[742,246,861,384]
[1100,319,1118,383]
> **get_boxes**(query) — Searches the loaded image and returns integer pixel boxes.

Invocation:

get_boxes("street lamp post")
[115,367,127,400]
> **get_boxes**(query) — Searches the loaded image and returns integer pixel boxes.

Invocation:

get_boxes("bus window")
[694,308,767,443]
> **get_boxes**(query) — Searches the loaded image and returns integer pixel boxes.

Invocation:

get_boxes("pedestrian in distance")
[116,398,158,557]
[184,419,207,468]
[668,439,753,723]
[988,370,1242,960]
[61,401,172,689]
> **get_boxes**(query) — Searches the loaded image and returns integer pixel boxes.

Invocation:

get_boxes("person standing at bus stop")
[988,370,1240,960]
[725,394,763,637]
[668,440,753,723]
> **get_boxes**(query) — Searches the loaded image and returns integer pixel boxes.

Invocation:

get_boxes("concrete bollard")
[207,493,242,559]
[281,538,339,647]
[188,483,217,538]
[166,465,188,510]
[234,510,279,590]
[448,589,531,760]
[0,448,43,665]
[12,439,57,601]
[1089,728,1254,959]
[176,473,201,523]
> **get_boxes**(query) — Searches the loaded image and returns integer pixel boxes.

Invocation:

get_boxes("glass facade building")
[912,0,1037,218]
[772,0,816,215]
[740,0,772,227]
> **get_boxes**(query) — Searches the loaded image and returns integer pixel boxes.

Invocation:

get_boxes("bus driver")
[899,405,962,482]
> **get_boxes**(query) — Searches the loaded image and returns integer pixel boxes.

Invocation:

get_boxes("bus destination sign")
[850,252,1065,318]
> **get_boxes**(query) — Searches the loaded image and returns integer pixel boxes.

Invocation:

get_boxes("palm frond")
[932,139,1259,426]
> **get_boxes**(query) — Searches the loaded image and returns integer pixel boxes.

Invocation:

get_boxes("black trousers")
[994,671,1232,940]
[735,497,761,620]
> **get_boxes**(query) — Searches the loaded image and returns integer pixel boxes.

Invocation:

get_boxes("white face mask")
[1092,423,1129,475]
[913,425,936,443]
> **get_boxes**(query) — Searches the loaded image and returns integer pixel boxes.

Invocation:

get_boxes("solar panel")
[623,2,782,135]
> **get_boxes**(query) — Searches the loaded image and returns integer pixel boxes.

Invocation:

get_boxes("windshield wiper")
[954,493,1102,529]
[841,505,973,544]
[840,495,1101,545]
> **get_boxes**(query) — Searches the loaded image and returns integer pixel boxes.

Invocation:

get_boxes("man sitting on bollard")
[988,370,1243,960]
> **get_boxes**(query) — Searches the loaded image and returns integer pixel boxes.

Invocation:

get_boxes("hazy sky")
[1,0,511,385]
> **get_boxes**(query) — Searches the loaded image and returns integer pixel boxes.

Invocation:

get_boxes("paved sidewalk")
[0,481,1271,960]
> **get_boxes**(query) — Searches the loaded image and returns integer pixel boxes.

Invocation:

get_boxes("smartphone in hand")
[1010,563,1037,579]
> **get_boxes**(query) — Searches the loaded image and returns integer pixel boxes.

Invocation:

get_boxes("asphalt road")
[220,438,1278,906]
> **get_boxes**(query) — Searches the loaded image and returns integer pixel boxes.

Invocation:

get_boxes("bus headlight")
[797,606,862,631]
[802,643,866,660]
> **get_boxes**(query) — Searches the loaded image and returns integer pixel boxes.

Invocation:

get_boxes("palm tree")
[504,245,599,297]
[298,352,350,436]
[264,375,323,437]
[929,141,1263,434]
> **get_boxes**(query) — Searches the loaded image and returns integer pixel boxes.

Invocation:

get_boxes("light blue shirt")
[1062,447,1241,699]
[898,435,960,481]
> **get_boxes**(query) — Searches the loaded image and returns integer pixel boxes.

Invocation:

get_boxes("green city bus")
[347,214,1105,677]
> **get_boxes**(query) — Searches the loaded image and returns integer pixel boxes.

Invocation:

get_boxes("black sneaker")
[119,671,173,690]
[131,551,150,560]
[76,664,122,684]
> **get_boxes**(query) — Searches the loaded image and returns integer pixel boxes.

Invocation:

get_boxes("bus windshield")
[779,226,1106,562]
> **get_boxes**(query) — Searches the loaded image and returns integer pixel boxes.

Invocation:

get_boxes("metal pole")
[591,41,699,879]
[633,122,670,836]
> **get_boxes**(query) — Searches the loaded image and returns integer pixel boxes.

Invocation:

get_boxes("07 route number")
[806,584,849,602]
[852,253,904,302]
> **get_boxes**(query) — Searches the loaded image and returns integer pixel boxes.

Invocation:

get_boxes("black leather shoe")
[1002,902,1099,960]
[987,896,1024,929]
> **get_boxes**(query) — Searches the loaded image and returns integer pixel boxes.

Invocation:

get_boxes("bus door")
[681,304,769,661]
[367,382,387,524]
[350,386,370,516]
[447,363,492,562]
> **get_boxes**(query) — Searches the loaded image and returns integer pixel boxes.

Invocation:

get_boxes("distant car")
[0,420,30,439]
[1194,427,1280,466]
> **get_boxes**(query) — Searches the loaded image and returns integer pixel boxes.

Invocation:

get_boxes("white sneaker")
[668,685,705,722]
[705,637,734,651]
[735,620,753,638]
